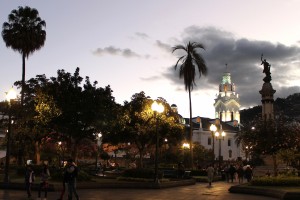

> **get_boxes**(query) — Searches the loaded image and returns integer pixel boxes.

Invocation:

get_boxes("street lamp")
[4,87,17,183]
[215,131,226,173]
[95,133,102,170]
[151,101,164,183]
[57,141,62,167]
[164,138,168,163]
[245,145,252,162]
[209,124,217,162]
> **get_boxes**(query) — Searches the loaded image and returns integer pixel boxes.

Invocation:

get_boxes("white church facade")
[178,69,245,161]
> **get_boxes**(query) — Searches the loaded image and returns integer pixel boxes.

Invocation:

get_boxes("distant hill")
[240,93,300,124]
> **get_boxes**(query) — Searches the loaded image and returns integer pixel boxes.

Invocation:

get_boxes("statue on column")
[261,54,272,83]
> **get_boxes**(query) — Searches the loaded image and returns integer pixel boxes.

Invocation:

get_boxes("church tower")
[214,65,240,122]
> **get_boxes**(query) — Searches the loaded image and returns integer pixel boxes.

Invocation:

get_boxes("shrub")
[190,169,207,176]
[49,168,92,182]
[121,168,163,179]
[251,176,300,186]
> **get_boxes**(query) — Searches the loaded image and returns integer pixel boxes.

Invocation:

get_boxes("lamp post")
[245,145,252,162]
[4,87,16,183]
[215,131,226,173]
[209,124,217,163]
[95,133,102,170]
[164,138,168,163]
[151,101,164,183]
[58,141,61,164]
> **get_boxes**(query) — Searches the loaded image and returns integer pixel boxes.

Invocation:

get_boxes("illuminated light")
[151,101,164,113]
[215,132,220,137]
[210,124,217,132]
[221,131,226,137]
[6,87,17,102]
[182,143,190,149]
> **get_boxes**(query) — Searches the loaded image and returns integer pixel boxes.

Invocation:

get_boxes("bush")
[251,176,300,186]
[121,168,163,179]
[190,169,207,176]
[49,168,92,182]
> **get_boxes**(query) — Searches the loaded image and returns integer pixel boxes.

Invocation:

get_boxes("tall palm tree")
[2,6,46,106]
[172,41,207,169]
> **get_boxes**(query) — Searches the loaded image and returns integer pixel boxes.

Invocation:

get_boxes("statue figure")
[261,54,272,83]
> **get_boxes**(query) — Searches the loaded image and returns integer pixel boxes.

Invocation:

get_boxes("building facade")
[214,70,241,122]
[184,69,244,161]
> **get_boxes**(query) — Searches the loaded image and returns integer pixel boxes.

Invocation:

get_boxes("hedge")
[251,176,300,186]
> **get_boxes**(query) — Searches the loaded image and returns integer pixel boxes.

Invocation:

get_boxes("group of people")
[223,164,253,184]
[205,163,253,186]
[25,158,79,200]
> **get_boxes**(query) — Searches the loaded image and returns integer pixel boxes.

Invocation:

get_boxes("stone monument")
[259,54,276,120]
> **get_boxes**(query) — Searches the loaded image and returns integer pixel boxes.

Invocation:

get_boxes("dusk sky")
[1,0,300,119]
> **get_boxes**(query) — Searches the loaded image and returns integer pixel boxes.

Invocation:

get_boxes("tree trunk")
[71,138,78,162]
[188,86,193,169]
[272,154,278,177]
[35,141,41,165]
[138,151,143,168]
[21,53,26,106]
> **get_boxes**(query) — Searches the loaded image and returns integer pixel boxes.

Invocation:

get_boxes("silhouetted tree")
[172,41,207,169]
[2,6,46,106]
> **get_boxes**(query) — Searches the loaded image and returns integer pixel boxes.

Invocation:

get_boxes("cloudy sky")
[1,0,300,119]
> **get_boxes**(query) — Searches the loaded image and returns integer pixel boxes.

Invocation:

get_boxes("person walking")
[228,164,236,183]
[37,163,50,200]
[245,165,253,182]
[25,165,35,199]
[177,162,185,179]
[223,164,230,182]
[237,165,244,184]
[65,159,79,200]
[57,165,68,200]
[206,164,214,186]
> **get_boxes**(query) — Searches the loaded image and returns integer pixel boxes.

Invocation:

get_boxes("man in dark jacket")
[229,164,236,183]
[65,159,79,200]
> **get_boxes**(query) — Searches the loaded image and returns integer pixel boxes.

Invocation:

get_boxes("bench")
[183,170,191,178]
[163,170,178,178]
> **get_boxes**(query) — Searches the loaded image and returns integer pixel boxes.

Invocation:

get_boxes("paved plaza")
[0,182,277,200]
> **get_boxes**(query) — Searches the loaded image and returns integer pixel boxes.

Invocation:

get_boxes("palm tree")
[172,41,207,169]
[2,6,46,106]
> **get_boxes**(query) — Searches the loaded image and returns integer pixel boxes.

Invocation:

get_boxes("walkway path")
[0,182,277,200]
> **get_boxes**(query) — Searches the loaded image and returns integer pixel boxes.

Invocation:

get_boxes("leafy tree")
[11,74,60,164]
[235,115,300,176]
[2,6,46,106]
[46,68,118,161]
[172,41,207,168]
[277,121,300,171]
[193,142,214,167]
[12,68,118,163]
[104,92,184,168]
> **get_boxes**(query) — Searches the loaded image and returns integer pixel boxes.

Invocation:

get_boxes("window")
[229,150,232,158]
[228,139,231,146]
[208,137,211,145]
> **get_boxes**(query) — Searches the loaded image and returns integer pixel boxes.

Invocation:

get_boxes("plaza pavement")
[0,182,278,200]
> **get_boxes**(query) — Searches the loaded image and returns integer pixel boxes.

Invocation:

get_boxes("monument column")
[259,54,276,120]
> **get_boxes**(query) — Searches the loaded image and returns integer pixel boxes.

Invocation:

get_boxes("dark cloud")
[93,46,142,58]
[156,40,172,52]
[93,41,153,58]
[135,32,149,39]
[140,75,161,81]
[161,26,300,108]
